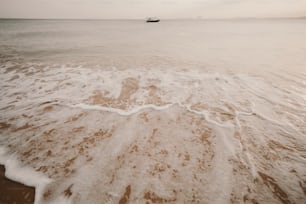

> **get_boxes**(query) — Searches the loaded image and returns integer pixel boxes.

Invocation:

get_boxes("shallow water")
[0,19,306,204]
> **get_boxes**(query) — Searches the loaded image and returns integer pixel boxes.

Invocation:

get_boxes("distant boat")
[146,17,160,23]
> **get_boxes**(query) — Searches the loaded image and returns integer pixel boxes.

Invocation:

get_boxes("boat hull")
[146,20,160,23]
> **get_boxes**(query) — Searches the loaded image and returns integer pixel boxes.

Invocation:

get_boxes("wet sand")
[0,61,306,203]
[0,165,35,204]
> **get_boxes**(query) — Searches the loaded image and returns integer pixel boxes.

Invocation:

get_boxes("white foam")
[64,103,174,116]
[1,61,306,203]
[0,146,52,204]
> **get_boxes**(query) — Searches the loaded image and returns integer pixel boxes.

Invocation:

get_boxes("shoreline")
[0,164,35,204]
[0,147,52,204]
[0,62,305,203]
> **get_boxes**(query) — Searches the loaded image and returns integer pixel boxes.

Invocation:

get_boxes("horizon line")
[0,16,305,21]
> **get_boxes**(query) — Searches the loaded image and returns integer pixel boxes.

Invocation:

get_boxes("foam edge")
[0,146,52,204]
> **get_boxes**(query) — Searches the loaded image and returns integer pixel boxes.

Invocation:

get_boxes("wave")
[0,62,306,203]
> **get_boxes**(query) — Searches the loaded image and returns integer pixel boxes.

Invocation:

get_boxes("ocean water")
[0,19,306,204]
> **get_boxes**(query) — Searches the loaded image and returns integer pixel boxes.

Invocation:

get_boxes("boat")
[146,17,160,23]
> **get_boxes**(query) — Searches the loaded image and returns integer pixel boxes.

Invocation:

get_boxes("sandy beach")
[1,60,306,203]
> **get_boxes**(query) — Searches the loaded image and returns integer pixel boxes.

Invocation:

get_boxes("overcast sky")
[0,0,305,19]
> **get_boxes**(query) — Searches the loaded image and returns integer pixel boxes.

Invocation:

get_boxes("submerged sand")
[0,61,306,204]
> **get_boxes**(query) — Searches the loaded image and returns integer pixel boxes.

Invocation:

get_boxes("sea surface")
[0,19,306,204]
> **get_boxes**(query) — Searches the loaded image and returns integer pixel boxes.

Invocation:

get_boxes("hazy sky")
[0,0,305,19]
